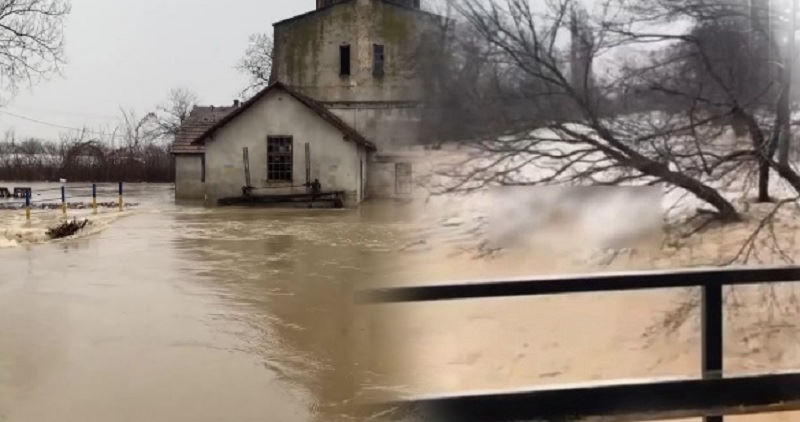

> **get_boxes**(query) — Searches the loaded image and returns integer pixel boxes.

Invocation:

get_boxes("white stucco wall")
[203,89,367,206]
[175,154,205,200]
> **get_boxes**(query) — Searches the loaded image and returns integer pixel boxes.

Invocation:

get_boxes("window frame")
[266,136,294,183]
[373,43,385,77]
[340,44,351,76]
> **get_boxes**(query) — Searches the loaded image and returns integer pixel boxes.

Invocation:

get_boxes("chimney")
[233,100,240,108]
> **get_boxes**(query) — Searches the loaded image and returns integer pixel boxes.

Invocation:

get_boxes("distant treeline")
[0,137,173,183]
[0,88,202,183]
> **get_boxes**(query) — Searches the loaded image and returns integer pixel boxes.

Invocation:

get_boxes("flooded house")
[171,0,442,206]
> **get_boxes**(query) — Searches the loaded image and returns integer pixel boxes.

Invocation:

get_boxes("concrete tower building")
[172,0,443,204]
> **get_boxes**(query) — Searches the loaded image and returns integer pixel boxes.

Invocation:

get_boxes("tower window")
[340,45,351,76]
[373,44,385,77]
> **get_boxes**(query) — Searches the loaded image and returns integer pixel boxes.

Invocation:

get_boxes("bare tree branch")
[0,0,70,101]
[237,32,273,97]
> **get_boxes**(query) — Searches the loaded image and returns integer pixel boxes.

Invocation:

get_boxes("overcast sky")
[1,0,313,140]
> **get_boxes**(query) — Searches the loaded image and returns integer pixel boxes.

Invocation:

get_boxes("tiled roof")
[170,106,237,154]
[192,82,376,151]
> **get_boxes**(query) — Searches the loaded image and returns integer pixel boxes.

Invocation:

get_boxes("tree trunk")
[778,0,797,166]
[757,103,782,202]
[736,106,778,202]
[585,126,742,222]
[659,165,741,222]
[758,160,771,202]
[619,149,741,222]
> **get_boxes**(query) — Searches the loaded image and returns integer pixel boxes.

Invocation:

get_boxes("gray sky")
[1,0,312,140]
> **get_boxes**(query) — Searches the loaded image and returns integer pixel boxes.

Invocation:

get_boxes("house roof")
[192,82,376,150]
[273,0,439,27]
[170,106,237,154]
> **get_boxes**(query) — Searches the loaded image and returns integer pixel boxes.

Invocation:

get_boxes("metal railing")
[0,182,126,220]
[359,266,800,422]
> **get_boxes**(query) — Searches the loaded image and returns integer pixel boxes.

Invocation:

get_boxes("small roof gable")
[192,82,376,150]
[170,106,236,154]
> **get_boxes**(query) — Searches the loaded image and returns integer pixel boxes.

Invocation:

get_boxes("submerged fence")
[0,183,126,220]
[359,266,800,422]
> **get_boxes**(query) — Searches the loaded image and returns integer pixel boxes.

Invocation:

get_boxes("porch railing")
[358,266,800,422]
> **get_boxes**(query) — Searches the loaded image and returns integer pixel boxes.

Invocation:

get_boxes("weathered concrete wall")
[368,160,397,197]
[203,89,366,206]
[175,155,205,200]
[270,0,443,200]
[272,0,440,105]
[366,152,417,198]
[327,104,423,150]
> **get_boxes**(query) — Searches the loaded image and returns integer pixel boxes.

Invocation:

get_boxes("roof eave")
[347,136,377,150]
[273,0,442,27]
[171,150,205,155]
[193,82,375,151]
[273,0,356,27]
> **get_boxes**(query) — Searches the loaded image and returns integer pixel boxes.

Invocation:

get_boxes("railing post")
[61,186,67,218]
[92,184,97,214]
[25,189,31,222]
[702,281,724,422]
[118,182,123,212]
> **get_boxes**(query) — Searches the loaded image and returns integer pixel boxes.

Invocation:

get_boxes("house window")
[267,136,293,182]
[340,45,351,76]
[200,155,206,183]
[373,44,385,77]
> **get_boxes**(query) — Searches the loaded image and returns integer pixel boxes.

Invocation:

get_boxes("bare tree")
[418,3,541,143]
[237,32,273,96]
[119,108,157,153]
[638,4,780,202]
[155,87,198,141]
[427,1,800,347]
[605,0,800,205]
[0,0,70,101]
[438,0,748,221]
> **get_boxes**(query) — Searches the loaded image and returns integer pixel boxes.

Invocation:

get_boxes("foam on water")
[0,208,127,248]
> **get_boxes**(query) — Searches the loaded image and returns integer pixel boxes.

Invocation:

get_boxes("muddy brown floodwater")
[3,183,800,422]
[0,183,415,422]
[361,191,800,422]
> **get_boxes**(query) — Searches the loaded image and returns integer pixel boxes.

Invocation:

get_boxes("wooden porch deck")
[218,191,346,208]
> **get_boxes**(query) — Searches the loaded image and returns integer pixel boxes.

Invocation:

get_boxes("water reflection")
[169,204,411,421]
